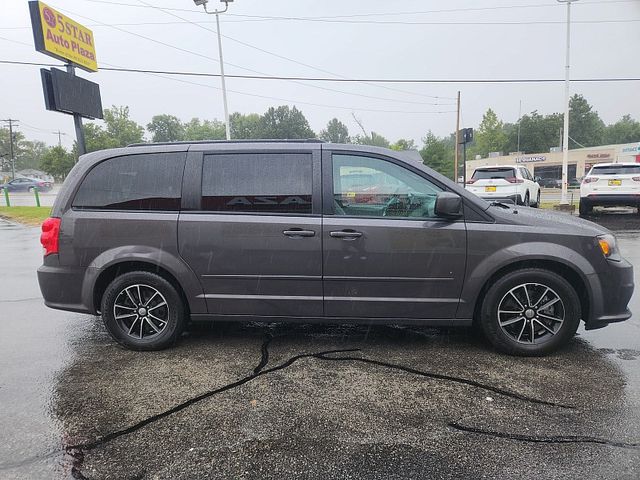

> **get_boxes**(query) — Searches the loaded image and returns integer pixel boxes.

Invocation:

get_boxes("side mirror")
[534,176,542,182]
[434,192,462,218]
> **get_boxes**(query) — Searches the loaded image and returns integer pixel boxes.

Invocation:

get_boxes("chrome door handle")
[283,229,316,238]
[330,230,362,239]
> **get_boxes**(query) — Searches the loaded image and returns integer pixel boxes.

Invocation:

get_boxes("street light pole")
[194,0,232,140]
[557,0,578,205]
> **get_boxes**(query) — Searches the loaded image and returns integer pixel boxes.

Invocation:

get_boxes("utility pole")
[54,130,66,147]
[454,91,460,183]
[516,99,522,153]
[557,0,578,205]
[195,0,233,140]
[1,119,18,179]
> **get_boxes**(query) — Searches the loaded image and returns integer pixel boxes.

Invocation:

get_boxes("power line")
[132,1,456,102]
[2,60,639,84]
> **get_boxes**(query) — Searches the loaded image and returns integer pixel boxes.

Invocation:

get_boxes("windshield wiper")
[489,201,512,209]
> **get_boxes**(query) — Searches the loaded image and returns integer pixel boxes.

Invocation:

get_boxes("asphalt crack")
[449,422,640,449]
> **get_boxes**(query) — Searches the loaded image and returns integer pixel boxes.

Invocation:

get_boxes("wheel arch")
[470,259,590,326]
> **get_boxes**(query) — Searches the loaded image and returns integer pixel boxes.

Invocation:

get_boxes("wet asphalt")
[1,209,639,479]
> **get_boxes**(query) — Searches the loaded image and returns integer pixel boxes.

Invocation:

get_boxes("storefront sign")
[586,153,610,159]
[29,1,97,72]
[515,155,546,163]
[621,144,640,154]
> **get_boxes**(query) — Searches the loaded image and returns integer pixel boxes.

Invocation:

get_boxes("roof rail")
[127,139,325,147]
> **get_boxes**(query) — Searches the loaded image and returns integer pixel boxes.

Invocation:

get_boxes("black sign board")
[458,128,473,144]
[40,67,103,119]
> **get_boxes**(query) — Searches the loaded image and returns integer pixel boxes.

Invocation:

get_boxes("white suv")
[466,165,541,207]
[579,162,640,216]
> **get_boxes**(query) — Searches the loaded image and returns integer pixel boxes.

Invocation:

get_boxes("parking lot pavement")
[1,212,639,479]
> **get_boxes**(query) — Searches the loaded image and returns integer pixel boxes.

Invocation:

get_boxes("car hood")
[488,204,608,237]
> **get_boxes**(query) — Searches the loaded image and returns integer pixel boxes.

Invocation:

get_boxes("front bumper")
[584,258,634,330]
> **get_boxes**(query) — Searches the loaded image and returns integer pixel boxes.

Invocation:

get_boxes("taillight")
[466,178,477,185]
[582,177,599,184]
[37,182,45,187]
[41,217,61,256]
[505,177,524,184]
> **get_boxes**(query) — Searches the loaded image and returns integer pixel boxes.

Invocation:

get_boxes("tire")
[533,190,541,208]
[578,200,592,216]
[28,186,35,193]
[479,268,581,356]
[101,271,186,351]
[523,192,530,207]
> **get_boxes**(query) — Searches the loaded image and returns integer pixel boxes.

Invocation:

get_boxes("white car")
[465,165,541,207]
[579,162,640,216]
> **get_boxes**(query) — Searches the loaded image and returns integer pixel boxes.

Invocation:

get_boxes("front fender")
[458,241,595,319]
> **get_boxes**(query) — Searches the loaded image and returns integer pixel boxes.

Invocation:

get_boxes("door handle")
[330,230,363,239]
[283,229,316,238]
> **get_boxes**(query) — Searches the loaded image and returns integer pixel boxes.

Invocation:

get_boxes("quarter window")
[72,153,185,211]
[332,154,443,219]
[202,153,313,214]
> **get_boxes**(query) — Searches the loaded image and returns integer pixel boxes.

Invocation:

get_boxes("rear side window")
[472,167,515,179]
[591,165,640,175]
[202,153,313,214]
[73,153,185,210]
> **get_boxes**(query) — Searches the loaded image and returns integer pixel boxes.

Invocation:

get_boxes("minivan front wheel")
[101,271,185,350]
[479,268,581,356]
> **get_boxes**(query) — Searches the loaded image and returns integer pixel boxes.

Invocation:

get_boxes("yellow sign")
[29,1,98,72]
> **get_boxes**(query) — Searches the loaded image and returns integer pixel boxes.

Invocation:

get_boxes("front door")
[322,152,467,319]
[179,148,323,317]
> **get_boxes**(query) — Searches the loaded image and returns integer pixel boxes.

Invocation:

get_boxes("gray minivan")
[37,140,634,356]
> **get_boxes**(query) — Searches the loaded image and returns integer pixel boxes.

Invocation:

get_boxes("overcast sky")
[1,0,639,149]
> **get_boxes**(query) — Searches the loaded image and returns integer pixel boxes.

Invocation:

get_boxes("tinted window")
[202,153,313,214]
[73,153,185,210]
[591,165,640,175]
[332,154,442,219]
[472,167,515,179]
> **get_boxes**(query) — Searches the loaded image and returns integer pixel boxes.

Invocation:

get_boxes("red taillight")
[505,177,524,184]
[466,178,477,185]
[37,182,46,187]
[40,217,61,256]
[582,177,599,184]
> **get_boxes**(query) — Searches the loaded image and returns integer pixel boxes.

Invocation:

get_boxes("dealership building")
[465,142,640,181]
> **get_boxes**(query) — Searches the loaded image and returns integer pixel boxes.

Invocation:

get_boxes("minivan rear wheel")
[479,268,581,356]
[101,271,185,351]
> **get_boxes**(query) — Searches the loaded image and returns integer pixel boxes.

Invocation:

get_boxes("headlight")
[597,234,621,261]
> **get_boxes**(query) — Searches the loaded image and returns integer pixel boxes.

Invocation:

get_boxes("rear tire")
[479,268,581,356]
[579,199,592,216]
[101,271,185,351]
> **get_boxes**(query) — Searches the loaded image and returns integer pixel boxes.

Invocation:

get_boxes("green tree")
[420,131,454,179]
[470,108,507,157]
[40,145,74,180]
[603,114,640,145]
[320,118,350,143]
[183,118,226,140]
[568,94,605,148]
[82,106,145,153]
[0,128,26,172]
[258,106,315,139]
[230,112,261,139]
[390,138,417,151]
[17,140,49,171]
[353,131,390,148]
[506,111,563,154]
[147,114,185,142]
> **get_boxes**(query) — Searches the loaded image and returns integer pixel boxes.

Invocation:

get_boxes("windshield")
[590,165,640,175]
[472,167,515,179]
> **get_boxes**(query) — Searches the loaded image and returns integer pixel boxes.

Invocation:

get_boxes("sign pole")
[454,91,460,183]
[66,64,87,157]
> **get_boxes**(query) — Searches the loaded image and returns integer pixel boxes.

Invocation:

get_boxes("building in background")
[466,142,640,182]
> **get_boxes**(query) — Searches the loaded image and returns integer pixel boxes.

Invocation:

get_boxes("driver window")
[332,154,442,219]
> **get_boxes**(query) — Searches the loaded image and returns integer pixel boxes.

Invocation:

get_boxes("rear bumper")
[37,259,94,314]
[581,194,640,207]
[584,258,634,330]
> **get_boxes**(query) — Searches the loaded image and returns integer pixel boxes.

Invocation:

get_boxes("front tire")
[479,268,581,356]
[522,192,530,207]
[532,190,541,208]
[101,271,185,351]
